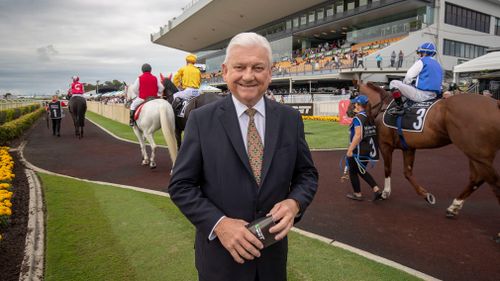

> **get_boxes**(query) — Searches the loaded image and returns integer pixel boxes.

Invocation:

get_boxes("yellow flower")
[4,200,12,208]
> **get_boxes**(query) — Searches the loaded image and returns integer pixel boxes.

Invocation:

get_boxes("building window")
[308,11,315,23]
[347,0,355,11]
[300,15,307,26]
[443,39,487,59]
[335,0,344,14]
[496,18,500,36]
[286,20,292,30]
[444,2,490,33]
[293,17,299,28]
[317,8,324,21]
[359,0,368,7]
[326,5,334,17]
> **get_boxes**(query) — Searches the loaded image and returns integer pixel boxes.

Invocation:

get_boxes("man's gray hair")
[223,32,273,65]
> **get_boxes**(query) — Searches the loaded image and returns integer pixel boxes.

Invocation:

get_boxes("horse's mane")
[364,82,389,97]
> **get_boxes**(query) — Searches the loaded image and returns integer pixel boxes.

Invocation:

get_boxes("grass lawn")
[86,111,349,149]
[41,173,420,281]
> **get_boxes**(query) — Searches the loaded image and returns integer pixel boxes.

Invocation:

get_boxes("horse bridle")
[370,90,391,117]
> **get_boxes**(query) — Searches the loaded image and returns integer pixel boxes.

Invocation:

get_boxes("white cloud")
[0,0,191,95]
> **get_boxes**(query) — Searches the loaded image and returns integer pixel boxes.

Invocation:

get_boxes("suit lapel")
[260,99,280,185]
[218,96,253,177]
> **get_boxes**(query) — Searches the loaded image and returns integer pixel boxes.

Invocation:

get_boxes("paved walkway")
[24,116,500,281]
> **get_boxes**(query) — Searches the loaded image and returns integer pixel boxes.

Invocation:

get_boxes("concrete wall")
[87,101,129,125]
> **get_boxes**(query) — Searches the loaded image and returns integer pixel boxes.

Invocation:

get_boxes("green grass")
[86,111,349,149]
[41,173,421,281]
[303,120,349,149]
[86,111,167,145]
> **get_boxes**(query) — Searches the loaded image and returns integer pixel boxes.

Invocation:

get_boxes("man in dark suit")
[168,32,318,281]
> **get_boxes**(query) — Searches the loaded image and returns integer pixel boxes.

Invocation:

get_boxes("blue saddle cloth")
[383,99,440,132]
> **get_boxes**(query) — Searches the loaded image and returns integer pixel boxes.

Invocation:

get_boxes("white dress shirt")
[208,94,267,240]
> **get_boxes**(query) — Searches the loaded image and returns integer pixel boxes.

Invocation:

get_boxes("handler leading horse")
[357,82,500,217]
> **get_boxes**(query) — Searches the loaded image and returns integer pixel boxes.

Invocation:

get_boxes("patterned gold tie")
[246,108,264,185]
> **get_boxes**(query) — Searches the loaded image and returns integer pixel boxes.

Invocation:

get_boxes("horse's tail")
[159,101,178,165]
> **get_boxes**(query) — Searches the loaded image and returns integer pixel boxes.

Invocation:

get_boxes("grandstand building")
[152,0,500,90]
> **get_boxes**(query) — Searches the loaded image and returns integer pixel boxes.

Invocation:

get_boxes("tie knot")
[245,108,257,118]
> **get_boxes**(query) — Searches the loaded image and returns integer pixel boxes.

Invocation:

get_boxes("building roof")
[453,51,500,73]
[151,0,325,52]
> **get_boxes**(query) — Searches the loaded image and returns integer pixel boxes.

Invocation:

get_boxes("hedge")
[0,104,41,126]
[0,108,44,145]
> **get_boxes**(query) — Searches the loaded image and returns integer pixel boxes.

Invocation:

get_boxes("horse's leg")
[175,128,182,149]
[380,143,393,199]
[144,133,157,169]
[402,149,436,204]
[446,160,485,217]
[133,127,149,165]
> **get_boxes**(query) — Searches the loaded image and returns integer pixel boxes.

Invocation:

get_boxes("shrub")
[0,108,44,145]
[0,104,41,125]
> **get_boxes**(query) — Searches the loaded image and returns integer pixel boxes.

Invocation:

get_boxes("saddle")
[133,97,158,121]
[172,97,195,118]
[383,98,440,132]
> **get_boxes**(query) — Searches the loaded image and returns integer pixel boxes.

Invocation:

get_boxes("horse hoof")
[381,191,390,199]
[446,210,457,218]
[141,160,149,166]
[150,163,157,169]
[425,193,436,205]
[495,233,500,243]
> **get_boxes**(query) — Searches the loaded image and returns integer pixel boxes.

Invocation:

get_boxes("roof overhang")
[152,0,326,52]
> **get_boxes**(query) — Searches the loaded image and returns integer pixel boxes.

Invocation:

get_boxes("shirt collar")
[231,94,266,118]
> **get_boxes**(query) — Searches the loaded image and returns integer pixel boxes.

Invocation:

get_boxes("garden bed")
[0,152,30,281]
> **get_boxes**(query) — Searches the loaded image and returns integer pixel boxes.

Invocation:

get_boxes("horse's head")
[162,78,179,104]
[124,84,136,100]
[356,82,391,118]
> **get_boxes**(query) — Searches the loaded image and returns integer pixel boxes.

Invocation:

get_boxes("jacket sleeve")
[287,111,319,223]
[168,111,225,238]
[173,68,183,88]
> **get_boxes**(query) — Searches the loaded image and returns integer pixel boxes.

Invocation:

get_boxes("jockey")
[172,54,201,101]
[389,42,443,115]
[70,76,84,98]
[129,63,165,126]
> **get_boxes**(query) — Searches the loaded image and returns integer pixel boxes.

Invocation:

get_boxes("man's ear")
[222,64,228,82]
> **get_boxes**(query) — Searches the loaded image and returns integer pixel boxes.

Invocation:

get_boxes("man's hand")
[214,217,264,264]
[268,199,300,241]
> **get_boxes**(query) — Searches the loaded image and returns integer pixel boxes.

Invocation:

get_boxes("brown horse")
[357,82,500,217]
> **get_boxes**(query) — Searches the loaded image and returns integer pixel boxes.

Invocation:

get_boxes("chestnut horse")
[358,82,500,217]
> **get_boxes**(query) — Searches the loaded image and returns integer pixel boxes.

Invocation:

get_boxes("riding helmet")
[142,63,152,73]
[352,95,369,105]
[416,42,436,56]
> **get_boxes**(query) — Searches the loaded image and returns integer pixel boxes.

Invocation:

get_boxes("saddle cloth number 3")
[413,108,426,130]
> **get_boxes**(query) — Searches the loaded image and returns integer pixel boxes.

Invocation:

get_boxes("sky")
[0,0,192,96]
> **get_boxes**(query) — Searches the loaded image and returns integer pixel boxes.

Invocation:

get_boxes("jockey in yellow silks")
[173,54,201,100]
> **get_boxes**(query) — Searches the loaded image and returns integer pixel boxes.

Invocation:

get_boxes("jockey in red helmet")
[70,76,84,97]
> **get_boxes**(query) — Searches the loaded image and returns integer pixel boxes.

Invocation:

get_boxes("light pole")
[96,80,100,96]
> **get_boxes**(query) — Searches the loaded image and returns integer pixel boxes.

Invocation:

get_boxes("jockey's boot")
[129,110,135,126]
[391,89,405,115]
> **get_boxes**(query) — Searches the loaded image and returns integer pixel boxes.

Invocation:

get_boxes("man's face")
[222,45,272,107]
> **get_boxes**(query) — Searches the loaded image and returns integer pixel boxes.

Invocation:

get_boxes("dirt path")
[24,116,500,281]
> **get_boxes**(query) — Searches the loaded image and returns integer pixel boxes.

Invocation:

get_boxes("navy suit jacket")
[168,95,318,281]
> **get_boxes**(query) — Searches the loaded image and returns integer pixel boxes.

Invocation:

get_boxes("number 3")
[369,138,377,158]
[413,108,426,130]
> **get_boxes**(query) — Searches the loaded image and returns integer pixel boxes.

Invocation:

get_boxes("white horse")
[125,86,177,168]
